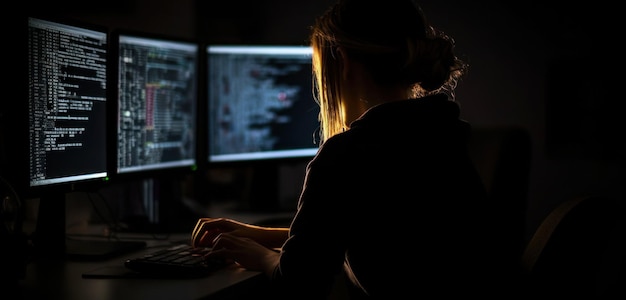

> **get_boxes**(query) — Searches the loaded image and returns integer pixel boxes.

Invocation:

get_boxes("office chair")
[467,126,532,275]
[520,195,626,298]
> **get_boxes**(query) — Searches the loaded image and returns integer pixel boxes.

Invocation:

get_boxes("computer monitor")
[205,45,320,212]
[28,17,109,188]
[110,31,199,180]
[112,31,200,177]
[106,31,200,231]
[206,45,320,165]
[27,16,144,259]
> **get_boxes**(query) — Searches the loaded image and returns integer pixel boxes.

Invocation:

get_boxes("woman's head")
[310,0,467,142]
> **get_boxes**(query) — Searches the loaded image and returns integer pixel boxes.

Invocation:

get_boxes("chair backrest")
[521,195,626,298]
[467,126,532,269]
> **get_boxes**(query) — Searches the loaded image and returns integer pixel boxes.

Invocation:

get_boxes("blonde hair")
[310,0,467,143]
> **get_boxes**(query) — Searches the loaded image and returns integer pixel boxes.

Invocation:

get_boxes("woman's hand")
[206,232,280,275]
[191,218,252,247]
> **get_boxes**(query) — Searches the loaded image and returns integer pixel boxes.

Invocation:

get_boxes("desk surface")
[16,234,267,300]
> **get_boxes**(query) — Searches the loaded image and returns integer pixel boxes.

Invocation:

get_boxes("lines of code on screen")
[116,35,197,174]
[28,18,108,187]
[207,46,320,163]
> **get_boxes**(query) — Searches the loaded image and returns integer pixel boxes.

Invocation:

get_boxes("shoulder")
[313,129,364,158]
[305,130,364,174]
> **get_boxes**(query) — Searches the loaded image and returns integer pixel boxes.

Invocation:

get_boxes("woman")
[193,0,508,298]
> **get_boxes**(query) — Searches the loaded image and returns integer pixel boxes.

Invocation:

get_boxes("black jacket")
[272,94,503,299]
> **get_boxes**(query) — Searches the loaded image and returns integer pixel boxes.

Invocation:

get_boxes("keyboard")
[124,243,231,278]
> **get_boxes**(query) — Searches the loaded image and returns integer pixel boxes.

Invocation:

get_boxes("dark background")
[5,0,625,242]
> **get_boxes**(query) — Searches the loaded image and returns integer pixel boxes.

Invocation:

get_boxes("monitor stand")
[33,189,146,261]
[228,164,300,213]
[244,164,281,212]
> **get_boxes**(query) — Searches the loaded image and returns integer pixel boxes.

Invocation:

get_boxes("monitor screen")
[28,17,109,188]
[112,32,199,177]
[206,45,320,164]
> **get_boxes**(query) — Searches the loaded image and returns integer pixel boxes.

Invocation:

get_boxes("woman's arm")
[247,224,290,249]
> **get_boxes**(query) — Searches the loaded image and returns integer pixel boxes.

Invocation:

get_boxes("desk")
[16,234,268,300]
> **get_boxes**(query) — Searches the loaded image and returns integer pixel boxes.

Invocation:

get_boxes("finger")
[191,219,207,247]
[192,218,221,247]
[199,228,223,247]
[191,218,210,246]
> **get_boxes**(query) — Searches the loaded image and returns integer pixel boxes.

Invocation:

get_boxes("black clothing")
[272,94,503,299]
